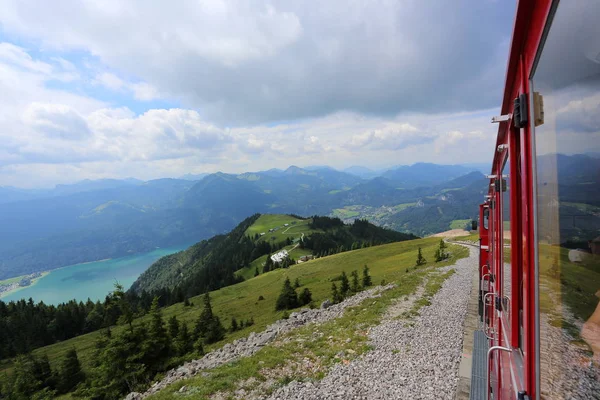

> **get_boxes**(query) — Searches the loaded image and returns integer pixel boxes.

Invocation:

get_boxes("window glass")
[484,208,489,230]
[502,159,511,316]
[532,1,600,397]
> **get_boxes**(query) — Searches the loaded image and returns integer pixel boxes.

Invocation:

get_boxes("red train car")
[476,1,600,399]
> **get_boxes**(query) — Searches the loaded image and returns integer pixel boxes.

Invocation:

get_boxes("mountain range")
[0,160,506,279]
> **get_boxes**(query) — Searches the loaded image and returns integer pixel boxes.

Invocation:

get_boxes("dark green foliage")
[168,315,180,339]
[254,267,259,277]
[275,278,299,311]
[174,322,193,356]
[351,270,360,293]
[264,254,273,273]
[362,265,372,287]
[416,247,426,266]
[194,338,204,355]
[1,354,57,399]
[57,349,84,394]
[183,297,191,307]
[299,288,313,306]
[143,297,171,374]
[230,317,239,332]
[331,282,343,304]
[302,218,417,258]
[131,214,262,296]
[258,295,265,301]
[294,278,301,288]
[435,240,449,262]
[86,326,148,399]
[340,272,350,298]
[193,293,225,344]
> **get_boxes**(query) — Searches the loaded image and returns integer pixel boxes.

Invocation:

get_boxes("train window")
[531,1,600,397]
[484,208,489,230]
[501,158,511,319]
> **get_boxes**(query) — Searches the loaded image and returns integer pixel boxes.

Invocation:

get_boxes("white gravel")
[266,245,477,400]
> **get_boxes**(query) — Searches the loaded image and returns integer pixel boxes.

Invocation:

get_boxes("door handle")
[483,292,496,340]
[486,346,512,400]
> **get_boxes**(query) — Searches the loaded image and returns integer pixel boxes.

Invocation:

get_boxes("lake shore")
[0,271,49,299]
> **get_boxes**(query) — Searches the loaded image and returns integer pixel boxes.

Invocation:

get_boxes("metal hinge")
[513,93,528,129]
[491,114,512,123]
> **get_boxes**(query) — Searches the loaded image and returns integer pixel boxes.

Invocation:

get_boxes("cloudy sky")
[0,0,515,188]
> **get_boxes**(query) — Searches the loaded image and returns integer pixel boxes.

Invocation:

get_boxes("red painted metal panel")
[481,1,555,399]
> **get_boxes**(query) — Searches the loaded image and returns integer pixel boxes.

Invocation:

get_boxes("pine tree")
[144,297,170,374]
[264,254,274,273]
[331,282,342,304]
[168,315,180,339]
[434,248,442,262]
[57,349,84,394]
[340,271,350,298]
[351,270,360,293]
[194,338,204,356]
[193,293,225,344]
[175,322,193,356]
[439,239,447,249]
[204,317,226,344]
[299,288,313,306]
[230,317,239,332]
[416,247,426,266]
[275,278,299,311]
[362,265,372,287]
[89,326,147,399]
[254,267,259,277]
[184,297,190,307]
[294,278,301,288]
[112,283,134,332]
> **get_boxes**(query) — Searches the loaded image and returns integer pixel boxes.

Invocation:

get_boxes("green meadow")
[0,238,468,382]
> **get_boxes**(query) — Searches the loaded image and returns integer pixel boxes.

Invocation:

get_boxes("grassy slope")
[245,214,319,245]
[148,244,467,399]
[0,238,466,378]
[450,219,471,230]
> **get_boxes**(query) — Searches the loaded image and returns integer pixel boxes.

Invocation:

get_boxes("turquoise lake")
[0,245,189,305]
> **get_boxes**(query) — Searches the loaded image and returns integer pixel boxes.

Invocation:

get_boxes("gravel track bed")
[125,284,397,399]
[267,245,477,400]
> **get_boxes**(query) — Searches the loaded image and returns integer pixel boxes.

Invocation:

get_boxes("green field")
[452,232,480,243]
[0,238,468,380]
[392,202,417,212]
[331,207,360,219]
[0,276,24,286]
[244,214,318,245]
[450,219,471,230]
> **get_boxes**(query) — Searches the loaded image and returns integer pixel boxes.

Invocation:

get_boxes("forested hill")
[131,214,418,295]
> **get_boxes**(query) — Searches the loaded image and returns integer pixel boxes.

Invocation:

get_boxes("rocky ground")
[265,247,476,400]
[126,283,398,399]
[126,245,476,400]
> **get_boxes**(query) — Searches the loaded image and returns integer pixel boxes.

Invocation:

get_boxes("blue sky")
[0,0,516,188]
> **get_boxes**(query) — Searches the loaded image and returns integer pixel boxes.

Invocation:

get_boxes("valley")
[0,162,492,282]
[0,235,469,400]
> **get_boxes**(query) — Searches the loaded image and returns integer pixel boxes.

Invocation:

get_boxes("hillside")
[0,237,469,400]
[131,214,418,295]
[0,161,490,279]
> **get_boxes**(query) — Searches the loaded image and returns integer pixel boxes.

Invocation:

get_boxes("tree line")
[0,286,236,400]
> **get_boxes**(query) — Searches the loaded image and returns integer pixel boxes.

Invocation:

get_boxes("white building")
[271,250,289,263]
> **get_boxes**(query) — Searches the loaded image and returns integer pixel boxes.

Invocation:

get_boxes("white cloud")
[94,72,160,101]
[23,102,91,140]
[0,0,514,123]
